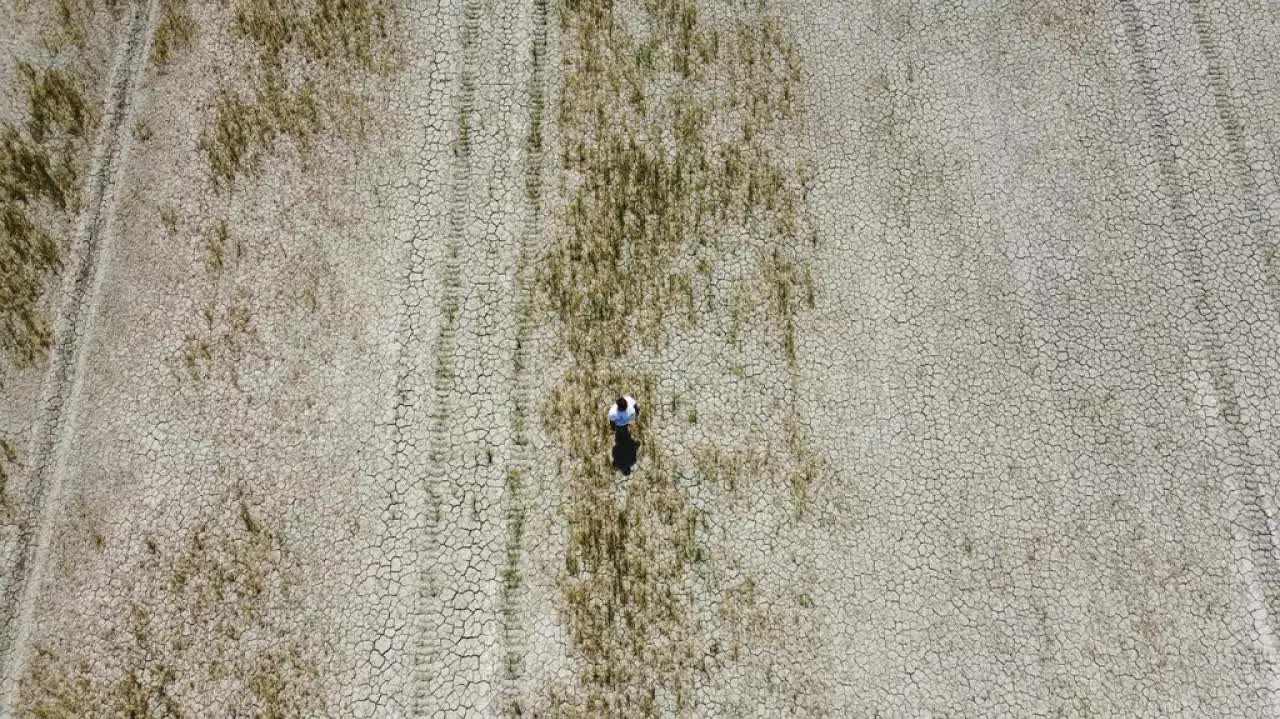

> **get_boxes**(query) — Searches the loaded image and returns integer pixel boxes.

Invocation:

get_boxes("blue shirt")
[607,396,637,427]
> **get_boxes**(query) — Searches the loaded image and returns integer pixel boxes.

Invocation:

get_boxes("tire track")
[1184,3,1280,707]
[1186,1,1280,310]
[1118,1,1280,707]
[414,0,524,714]
[0,0,157,710]
[411,0,471,690]
[499,1,547,715]
[1186,1,1251,181]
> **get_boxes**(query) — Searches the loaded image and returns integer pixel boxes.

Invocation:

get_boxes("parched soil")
[0,0,1278,717]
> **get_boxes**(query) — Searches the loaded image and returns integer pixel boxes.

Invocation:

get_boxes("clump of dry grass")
[20,63,91,149]
[179,287,255,384]
[711,566,829,714]
[150,0,197,68]
[235,0,394,72]
[201,71,322,187]
[17,485,327,717]
[36,0,109,56]
[543,0,811,364]
[0,437,18,520]
[201,0,397,188]
[173,219,255,383]
[1,62,96,377]
[691,417,827,516]
[502,468,526,601]
[202,218,236,273]
[131,119,152,143]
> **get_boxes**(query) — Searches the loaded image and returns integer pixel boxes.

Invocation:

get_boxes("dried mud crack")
[1,0,1279,716]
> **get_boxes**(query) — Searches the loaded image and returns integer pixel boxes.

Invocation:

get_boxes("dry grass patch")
[2,0,115,376]
[201,0,397,188]
[0,437,18,521]
[178,288,255,383]
[691,416,827,516]
[17,484,327,717]
[201,72,322,187]
[538,0,825,713]
[173,218,256,383]
[150,0,197,68]
[1,62,97,376]
[234,0,395,71]
[201,218,237,273]
[30,0,125,56]
[181,0,396,384]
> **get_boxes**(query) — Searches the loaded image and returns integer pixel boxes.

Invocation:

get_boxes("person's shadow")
[611,425,638,475]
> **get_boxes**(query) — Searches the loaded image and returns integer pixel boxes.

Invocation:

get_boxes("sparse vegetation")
[201,73,322,187]
[712,568,829,714]
[234,0,395,71]
[132,119,152,143]
[158,204,179,234]
[35,0,122,57]
[0,437,18,520]
[538,0,823,713]
[18,485,327,717]
[200,0,397,188]
[178,288,255,383]
[496,465,522,695]
[1,0,117,377]
[1,61,97,377]
[176,219,256,383]
[690,425,823,515]
[202,218,236,273]
[150,0,197,68]
[502,468,526,608]
[541,1,812,361]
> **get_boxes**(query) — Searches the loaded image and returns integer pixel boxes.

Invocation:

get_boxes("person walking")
[607,395,639,474]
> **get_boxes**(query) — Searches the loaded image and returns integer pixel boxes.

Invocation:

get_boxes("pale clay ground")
[1,0,1279,717]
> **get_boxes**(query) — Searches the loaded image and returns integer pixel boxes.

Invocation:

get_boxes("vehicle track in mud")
[1119,2,1280,705]
[0,0,158,711]
[499,0,547,714]
[413,0,532,715]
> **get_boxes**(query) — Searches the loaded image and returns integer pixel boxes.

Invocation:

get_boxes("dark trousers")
[611,424,637,474]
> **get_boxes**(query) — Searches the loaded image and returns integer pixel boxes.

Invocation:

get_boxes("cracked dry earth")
[1,0,1279,716]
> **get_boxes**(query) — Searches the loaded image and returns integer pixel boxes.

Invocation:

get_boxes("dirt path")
[0,0,156,710]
